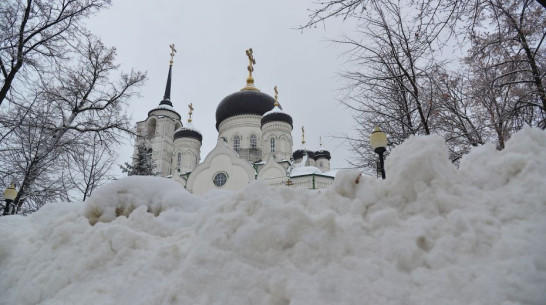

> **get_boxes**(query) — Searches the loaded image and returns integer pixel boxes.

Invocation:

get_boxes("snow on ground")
[1,128,545,305]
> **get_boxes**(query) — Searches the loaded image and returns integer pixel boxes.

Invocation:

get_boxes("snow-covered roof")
[261,104,293,127]
[175,122,201,135]
[174,122,203,142]
[290,166,322,177]
[148,103,181,119]
[152,104,177,112]
[263,105,287,116]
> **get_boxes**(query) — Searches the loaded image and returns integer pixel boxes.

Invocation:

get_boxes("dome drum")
[147,107,181,120]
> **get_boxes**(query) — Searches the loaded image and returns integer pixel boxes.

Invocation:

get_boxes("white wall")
[261,121,293,161]
[172,137,201,174]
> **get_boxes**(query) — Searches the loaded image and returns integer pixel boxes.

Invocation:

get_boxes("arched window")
[319,161,323,168]
[177,153,181,168]
[250,134,257,149]
[270,137,275,153]
[233,135,240,152]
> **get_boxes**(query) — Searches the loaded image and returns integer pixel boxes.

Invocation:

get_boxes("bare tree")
[301,0,545,171]
[426,68,487,161]
[467,0,546,128]
[66,133,117,201]
[0,101,72,213]
[0,33,145,214]
[334,1,441,168]
[0,0,110,107]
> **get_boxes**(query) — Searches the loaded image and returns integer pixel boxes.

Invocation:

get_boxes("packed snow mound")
[1,128,545,305]
[83,176,203,225]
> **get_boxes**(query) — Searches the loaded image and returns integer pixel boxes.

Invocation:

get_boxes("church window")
[270,138,275,153]
[233,135,240,152]
[319,161,323,168]
[250,134,257,149]
[177,153,181,168]
[213,172,228,187]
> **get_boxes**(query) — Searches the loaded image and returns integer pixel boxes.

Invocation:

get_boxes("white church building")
[133,47,335,195]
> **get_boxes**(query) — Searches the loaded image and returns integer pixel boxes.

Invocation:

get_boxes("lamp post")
[3,183,18,215]
[370,126,388,179]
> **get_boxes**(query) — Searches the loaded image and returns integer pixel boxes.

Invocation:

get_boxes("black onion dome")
[314,150,331,160]
[293,149,305,160]
[174,126,202,143]
[261,109,293,127]
[215,90,276,130]
[292,149,315,160]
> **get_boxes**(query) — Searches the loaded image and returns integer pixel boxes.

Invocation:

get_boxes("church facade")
[134,47,335,195]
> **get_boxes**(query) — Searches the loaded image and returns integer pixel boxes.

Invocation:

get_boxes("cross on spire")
[246,48,256,77]
[241,48,259,91]
[188,103,194,123]
[160,44,176,106]
[274,85,279,107]
[169,43,177,65]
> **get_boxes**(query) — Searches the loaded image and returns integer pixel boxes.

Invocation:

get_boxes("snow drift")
[1,128,545,305]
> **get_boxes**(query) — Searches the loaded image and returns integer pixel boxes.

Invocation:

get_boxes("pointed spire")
[160,44,176,106]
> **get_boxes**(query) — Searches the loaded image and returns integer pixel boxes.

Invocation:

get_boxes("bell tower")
[134,44,182,176]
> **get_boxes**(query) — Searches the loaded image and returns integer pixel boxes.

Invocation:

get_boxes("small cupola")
[174,103,202,142]
[261,85,293,128]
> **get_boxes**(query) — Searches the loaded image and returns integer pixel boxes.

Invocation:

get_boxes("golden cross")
[169,43,177,64]
[188,103,194,122]
[302,126,306,145]
[274,85,279,106]
[245,48,256,77]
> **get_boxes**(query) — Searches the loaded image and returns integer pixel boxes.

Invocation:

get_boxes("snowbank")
[1,128,545,305]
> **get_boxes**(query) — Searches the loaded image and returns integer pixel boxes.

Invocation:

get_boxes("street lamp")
[3,183,18,215]
[370,126,388,179]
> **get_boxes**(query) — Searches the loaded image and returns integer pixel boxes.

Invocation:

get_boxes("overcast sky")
[86,0,359,170]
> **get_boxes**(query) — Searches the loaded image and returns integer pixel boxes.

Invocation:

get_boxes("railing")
[235,148,262,163]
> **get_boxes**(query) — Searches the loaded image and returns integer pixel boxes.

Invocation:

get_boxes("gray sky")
[86,0,358,170]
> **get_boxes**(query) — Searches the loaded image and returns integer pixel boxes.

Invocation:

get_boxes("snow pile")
[1,128,545,305]
[83,176,206,225]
